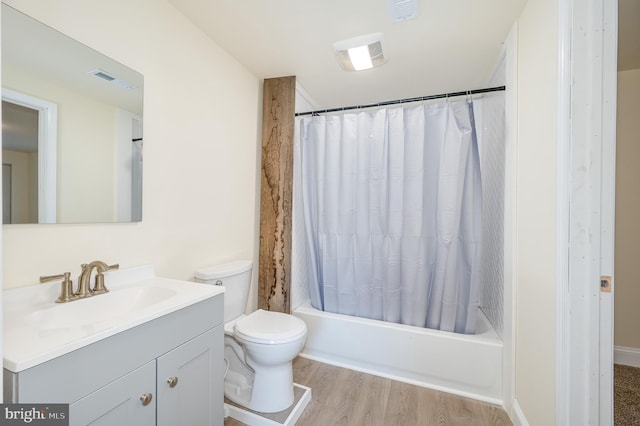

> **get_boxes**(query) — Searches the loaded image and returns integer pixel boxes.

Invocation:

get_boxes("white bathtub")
[293,301,503,405]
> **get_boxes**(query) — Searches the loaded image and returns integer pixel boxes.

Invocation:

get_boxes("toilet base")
[225,361,295,413]
[248,361,295,412]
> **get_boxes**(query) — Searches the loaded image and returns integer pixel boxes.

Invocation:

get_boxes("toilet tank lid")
[195,260,252,280]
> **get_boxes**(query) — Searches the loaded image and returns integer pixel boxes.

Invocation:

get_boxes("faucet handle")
[40,272,77,303]
[92,263,118,294]
[92,274,109,294]
[40,272,70,283]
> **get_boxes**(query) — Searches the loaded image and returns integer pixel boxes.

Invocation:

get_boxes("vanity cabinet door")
[69,360,156,426]
[156,326,223,426]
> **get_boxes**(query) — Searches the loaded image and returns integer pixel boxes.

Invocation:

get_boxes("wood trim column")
[258,76,295,313]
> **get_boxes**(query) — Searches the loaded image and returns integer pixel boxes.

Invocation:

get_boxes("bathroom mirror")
[1,4,143,224]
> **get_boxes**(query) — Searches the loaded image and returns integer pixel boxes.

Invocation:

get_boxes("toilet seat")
[234,309,307,344]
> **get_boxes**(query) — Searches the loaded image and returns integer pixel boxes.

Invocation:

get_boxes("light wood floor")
[225,357,512,426]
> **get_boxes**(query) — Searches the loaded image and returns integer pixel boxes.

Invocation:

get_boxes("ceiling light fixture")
[333,33,385,72]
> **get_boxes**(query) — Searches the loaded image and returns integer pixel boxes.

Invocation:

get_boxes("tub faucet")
[76,261,119,298]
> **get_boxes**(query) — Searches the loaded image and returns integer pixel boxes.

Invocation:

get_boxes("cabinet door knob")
[167,376,179,388]
[140,393,153,406]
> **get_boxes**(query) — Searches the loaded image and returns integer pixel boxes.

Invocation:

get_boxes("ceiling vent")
[389,0,418,22]
[88,69,136,90]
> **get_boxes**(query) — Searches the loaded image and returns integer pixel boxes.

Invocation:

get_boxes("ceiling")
[170,0,640,111]
[169,0,528,111]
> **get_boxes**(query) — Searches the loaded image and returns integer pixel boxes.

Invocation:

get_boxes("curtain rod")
[295,85,506,117]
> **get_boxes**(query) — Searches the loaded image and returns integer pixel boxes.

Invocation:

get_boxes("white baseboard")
[614,345,640,368]
[510,399,529,426]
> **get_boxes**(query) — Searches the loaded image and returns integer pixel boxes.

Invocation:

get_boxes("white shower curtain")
[294,99,482,334]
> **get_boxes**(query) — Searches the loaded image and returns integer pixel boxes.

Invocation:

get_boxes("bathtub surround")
[289,90,507,406]
[295,99,483,334]
[259,77,296,314]
[478,57,507,339]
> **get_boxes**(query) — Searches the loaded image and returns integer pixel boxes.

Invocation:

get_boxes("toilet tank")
[195,260,253,323]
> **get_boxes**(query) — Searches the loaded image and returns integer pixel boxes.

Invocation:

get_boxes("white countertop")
[3,265,224,372]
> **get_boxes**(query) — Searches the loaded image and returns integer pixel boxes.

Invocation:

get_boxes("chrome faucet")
[76,261,119,298]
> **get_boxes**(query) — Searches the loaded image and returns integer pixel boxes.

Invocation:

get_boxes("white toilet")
[195,260,307,413]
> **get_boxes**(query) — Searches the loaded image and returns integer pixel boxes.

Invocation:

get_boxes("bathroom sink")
[23,286,177,331]
[3,265,225,372]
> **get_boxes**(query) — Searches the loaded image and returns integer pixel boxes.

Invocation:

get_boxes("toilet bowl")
[195,261,307,413]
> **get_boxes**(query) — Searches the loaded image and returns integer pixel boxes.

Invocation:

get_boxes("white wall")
[514,0,559,423]
[614,68,640,351]
[2,0,261,291]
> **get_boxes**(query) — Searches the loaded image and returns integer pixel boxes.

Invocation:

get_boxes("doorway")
[612,0,640,422]
[1,89,57,223]
[2,100,38,223]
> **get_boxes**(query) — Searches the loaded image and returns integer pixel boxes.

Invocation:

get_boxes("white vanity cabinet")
[4,290,224,426]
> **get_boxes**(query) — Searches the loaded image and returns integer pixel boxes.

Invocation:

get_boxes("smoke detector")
[389,0,418,22]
